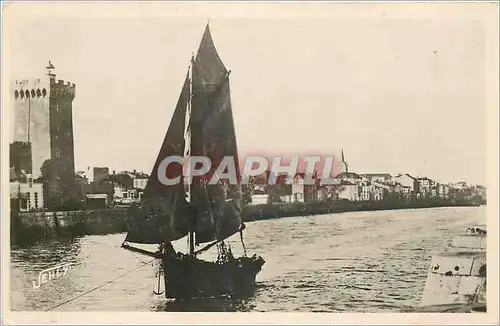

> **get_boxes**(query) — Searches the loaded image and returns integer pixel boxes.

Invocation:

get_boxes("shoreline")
[10,199,483,246]
[242,198,483,222]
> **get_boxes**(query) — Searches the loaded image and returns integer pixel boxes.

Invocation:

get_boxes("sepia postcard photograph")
[1,1,499,325]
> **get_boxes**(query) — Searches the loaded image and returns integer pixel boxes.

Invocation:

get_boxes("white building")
[332,172,363,185]
[10,180,44,211]
[363,173,392,183]
[133,177,148,190]
[392,174,417,192]
[292,174,305,203]
[360,184,373,201]
[360,183,385,201]
[337,183,359,201]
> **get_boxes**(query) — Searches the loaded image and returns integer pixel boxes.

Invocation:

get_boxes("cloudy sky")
[4,3,495,185]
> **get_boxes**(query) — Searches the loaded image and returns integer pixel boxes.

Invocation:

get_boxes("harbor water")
[10,206,485,312]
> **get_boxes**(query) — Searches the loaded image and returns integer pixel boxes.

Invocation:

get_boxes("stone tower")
[12,62,77,209]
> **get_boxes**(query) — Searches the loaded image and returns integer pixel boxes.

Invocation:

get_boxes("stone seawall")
[11,199,481,246]
[241,199,481,222]
[11,208,128,246]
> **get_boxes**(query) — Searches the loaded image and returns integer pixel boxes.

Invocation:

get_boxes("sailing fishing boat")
[121,23,265,299]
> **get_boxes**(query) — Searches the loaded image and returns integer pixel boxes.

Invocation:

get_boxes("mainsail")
[124,24,243,247]
[190,25,244,244]
[124,74,190,244]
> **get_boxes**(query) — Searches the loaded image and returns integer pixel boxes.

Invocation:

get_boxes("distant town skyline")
[5,4,490,185]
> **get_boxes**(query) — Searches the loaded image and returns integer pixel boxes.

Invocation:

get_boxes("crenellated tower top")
[13,61,76,100]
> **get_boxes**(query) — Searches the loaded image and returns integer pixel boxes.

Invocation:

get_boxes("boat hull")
[162,253,265,299]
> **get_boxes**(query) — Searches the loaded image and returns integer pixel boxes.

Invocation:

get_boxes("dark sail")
[190,25,243,244]
[124,74,190,244]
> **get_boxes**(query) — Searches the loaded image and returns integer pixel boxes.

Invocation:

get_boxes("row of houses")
[75,167,149,208]
[9,165,151,212]
[10,164,486,212]
[247,171,487,205]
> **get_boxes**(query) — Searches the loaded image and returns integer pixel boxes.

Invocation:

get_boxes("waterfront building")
[10,177,44,212]
[472,185,486,199]
[75,171,91,194]
[451,181,469,190]
[113,183,139,205]
[360,184,372,201]
[316,185,332,202]
[291,173,317,203]
[10,142,32,177]
[113,185,124,201]
[362,173,392,183]
[93,167,110,184]
[401,185,413,199]
[449,182,474,200]
[133,175,148,190]
[372,185,385,201]
[417,177,436,199]
[360,182,385,201]
[392,173,418,193]
[332,171,363,185]
[11,62,76,210]
[110,170,148,190]
[437,184,449,198]
[292,173,305,203]
[336,181,360,201]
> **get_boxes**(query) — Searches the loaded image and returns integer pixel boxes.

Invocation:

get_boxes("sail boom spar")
[122,243,162,259]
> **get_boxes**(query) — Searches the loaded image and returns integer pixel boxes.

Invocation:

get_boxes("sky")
[4,3,492,185]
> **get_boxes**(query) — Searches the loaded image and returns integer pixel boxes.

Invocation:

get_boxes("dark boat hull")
[162,253,265,299]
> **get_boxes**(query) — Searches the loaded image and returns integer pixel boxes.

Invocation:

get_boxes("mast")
[189,23,244,247]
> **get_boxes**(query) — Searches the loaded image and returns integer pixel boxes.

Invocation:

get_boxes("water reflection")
[11,236,82,269]
[155,284,265,312]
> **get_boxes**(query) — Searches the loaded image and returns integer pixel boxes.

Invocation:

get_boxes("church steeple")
[335,148,349,176]
[341,148,348,173]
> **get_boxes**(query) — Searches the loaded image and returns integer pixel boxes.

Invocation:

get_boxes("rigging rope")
[211,171,248,256]
[45,257,156,311]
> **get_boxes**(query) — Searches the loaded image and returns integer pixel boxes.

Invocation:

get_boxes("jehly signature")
[32,263,74,288]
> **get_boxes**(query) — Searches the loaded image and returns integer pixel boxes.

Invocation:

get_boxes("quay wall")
[11,207,128,245]
[11,199,481,246]
[241,198,482,222]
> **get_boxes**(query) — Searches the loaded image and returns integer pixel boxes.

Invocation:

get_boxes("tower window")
[55,148,61,158]
[20,90,24,99]
[14,90,19,99]
[42,88,47,97]
[31,89,36,98]
[36,89,41,97]
[25,90,30,98]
